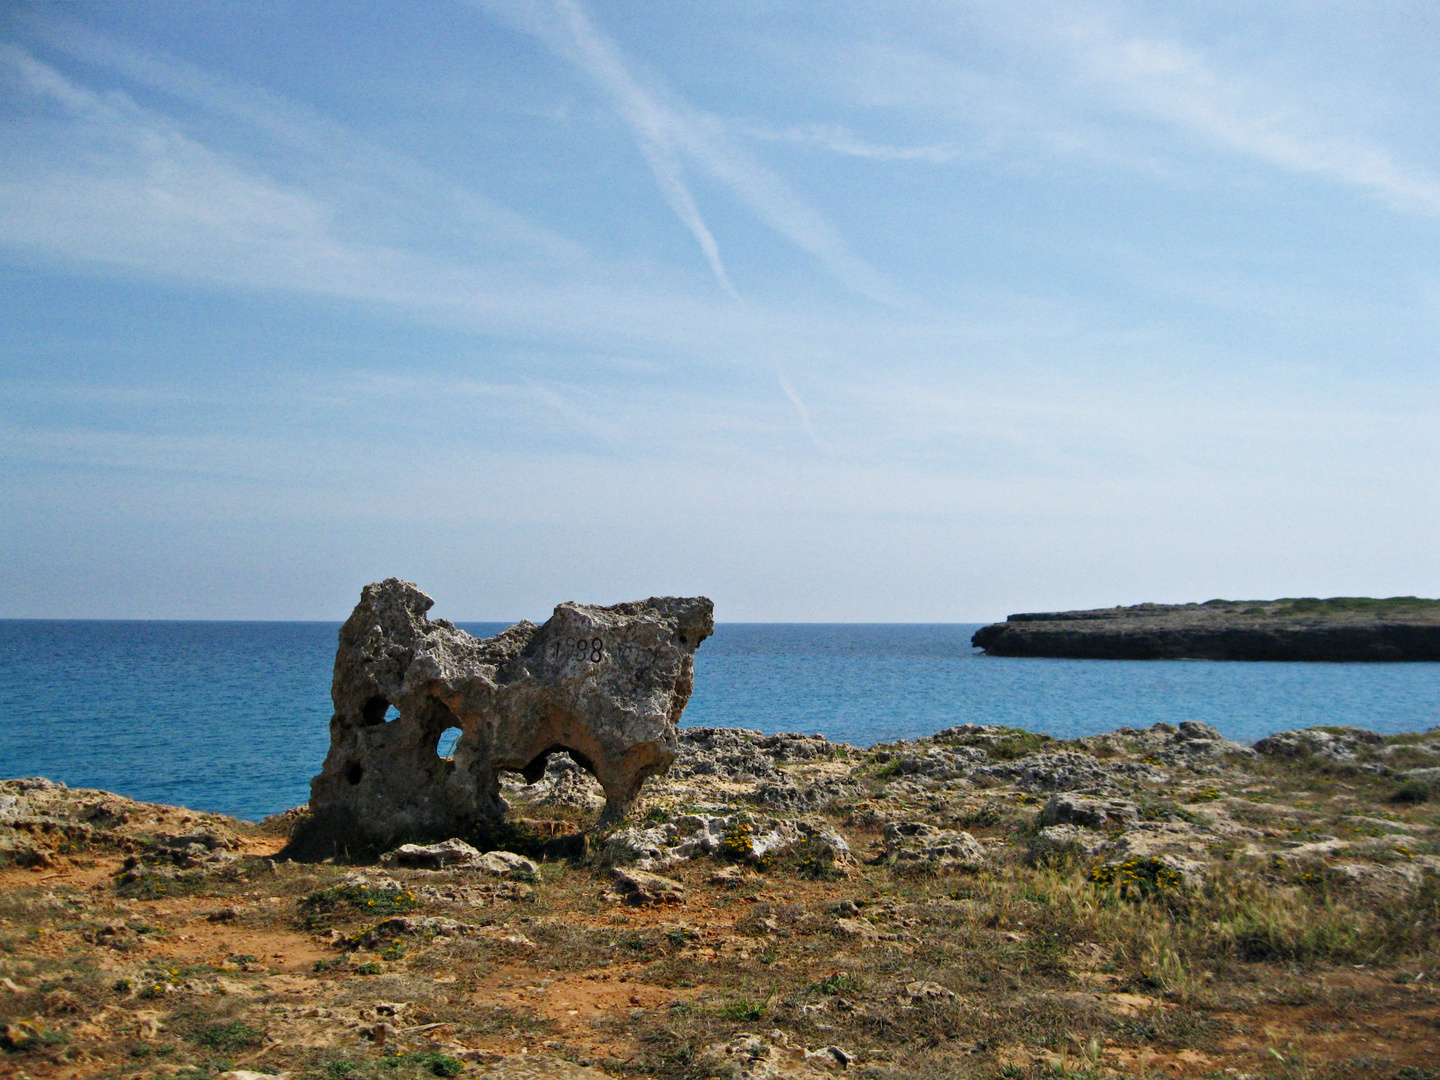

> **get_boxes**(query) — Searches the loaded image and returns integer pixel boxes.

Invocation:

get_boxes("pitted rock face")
[300,579,713,854]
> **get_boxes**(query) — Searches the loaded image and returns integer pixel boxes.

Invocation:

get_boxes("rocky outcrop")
[972,598,1440,661]
[295,579,712,856]
[883,821,986,870]
[0,776,248,870]
[1254,726,1385,762]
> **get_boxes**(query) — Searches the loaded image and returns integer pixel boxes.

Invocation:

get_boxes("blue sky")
[1,1,1437,621]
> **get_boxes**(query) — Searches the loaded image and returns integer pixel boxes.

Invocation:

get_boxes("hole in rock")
[361,697,401,726]
[436,726,462,759]
[346,762,363,785]
[500,746,607,836]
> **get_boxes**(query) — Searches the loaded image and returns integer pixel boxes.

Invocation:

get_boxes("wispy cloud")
[1057,13,1440,216]
[475,0,897,304]
[20,21,593,265]
[743,121,959,164]
[0,43,746,351]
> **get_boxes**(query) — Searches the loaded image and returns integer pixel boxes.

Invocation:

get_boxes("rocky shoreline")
[971,596,1440,661]
[3,719,1439,1079]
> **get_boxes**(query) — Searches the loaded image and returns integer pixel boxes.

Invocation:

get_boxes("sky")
[1,1,1438,622]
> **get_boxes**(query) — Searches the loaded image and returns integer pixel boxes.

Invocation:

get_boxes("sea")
[2,620,1437,822]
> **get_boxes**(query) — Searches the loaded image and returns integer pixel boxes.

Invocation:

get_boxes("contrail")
[776,363,830,454]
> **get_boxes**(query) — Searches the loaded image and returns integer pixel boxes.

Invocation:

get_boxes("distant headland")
[971,596,1440,661]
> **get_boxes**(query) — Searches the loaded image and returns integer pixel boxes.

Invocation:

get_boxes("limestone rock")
[379,838,484,870]
[601,822,682,866]
[973,751,1167,791]
[603,867,686,905]
[503,751,607,813]
[600,811,850,871]
[371,915,474,938]
[803,1046,853,1070]
[702,1033,846,1080]
[883,822,986,870]
[477,850,539,876]
[1028,824,1108,864]
[898,980,956,1004]
[1254,726,1385,763]
[1077,722,1255,771]
[297,579,712,855]
[1040,795,1141,830]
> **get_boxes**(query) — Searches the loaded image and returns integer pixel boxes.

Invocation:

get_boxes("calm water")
[2,621,1436,821]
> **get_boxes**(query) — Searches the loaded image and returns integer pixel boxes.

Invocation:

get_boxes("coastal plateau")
[3,720,1440,1080]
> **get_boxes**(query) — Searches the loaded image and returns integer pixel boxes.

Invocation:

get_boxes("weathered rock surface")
[972,597,1440,661]
[376,839,538,876]
[378,838,488,870]
[1254,726,1385,762]
[0,777,248,870]
[973,751,1168,792]
[883,821,986,870]
[501,751,607,813]
[701,1033,851,1080]
[297,579,712,855]
[1040,794,1141,830]
[1028,824,1109,863]
[602,867,686,905]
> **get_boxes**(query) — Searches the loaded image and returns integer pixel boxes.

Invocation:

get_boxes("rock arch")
[293,579,712,856]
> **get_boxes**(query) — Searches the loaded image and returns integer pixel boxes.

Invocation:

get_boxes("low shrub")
[1089,857,1185,901]
[384,1051,464,1077]
[190,1021,262,1051]
[1389,780,1434,805]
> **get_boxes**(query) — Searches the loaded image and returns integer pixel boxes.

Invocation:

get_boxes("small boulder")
[601,824,676,866]
[373,915,473,937]
[603,867,686,905]
[477,850,540,876]
[1040,795,1140,830]
[898,980,955,1005]
[379,838,485,870]
[883,822,986,871]
[803,1046,853,1069]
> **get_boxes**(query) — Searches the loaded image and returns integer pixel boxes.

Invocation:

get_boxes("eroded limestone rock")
[297,578,712,855]
[883,821,986,870]
[603,867,686,905]
[1254,726,1385,763]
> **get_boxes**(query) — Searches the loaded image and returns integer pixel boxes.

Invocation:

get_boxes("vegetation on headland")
[2,721,1439,1080]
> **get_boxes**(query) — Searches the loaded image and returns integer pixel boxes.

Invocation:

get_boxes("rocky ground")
[3,721,1440,1080]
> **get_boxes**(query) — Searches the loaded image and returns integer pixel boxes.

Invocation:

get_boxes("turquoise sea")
[2,620,1436,821]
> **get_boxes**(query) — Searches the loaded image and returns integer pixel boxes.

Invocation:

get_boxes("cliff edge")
[971,596,1440,661]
